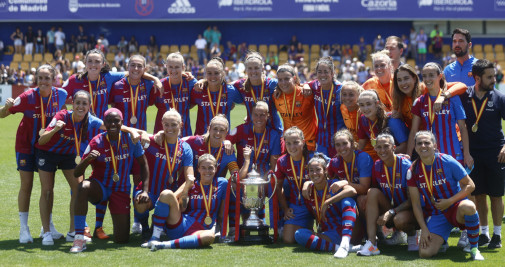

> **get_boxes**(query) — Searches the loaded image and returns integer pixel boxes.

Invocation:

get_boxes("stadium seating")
[33,53,43,62]
[43,53,53,62]
[12,54,22,62]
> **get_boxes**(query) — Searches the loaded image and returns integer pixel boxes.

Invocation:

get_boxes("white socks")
[494,225,502,236]
[340,235,350,249]
[481,225,489,237]
[152,226,163,239]
[19,212,29,228]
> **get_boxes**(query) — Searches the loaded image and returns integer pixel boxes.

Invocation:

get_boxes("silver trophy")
[232,165,277,242]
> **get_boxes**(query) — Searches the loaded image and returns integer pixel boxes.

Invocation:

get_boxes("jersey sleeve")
[57,88,68,108]
[358,152,373,178]
[8,93,27,114]
[88,115,103,130]
[335,85,345,130]
[62,75,76,99]
[446,82,467,96]
[227,126,240,145]
[45,110,65,131]
[132,137,145,158]
[445,154,467,182]
[274,158,285,181]
[357,116,368,139]
[267,78,278,95]
[188,78,197,94]
[450,96,466,120]
[270,130,281,156]
[106,71,126,85]
[388,117,409,144]
[400,157,412,189]
[181,142,194,167]
[327,158,338,178]
[406,168,416,187]
[411,97,423,117]
[227,84,244,105]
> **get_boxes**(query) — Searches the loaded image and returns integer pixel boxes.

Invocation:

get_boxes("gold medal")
[391,199,394,207]
[430,196,436,204]
[39,128,45,136]
[471,124,478,133]
[113,173,119,182]
[130,116,137,124]
[75,155,81,164]
[204,216,212,225]
[169,176,174,184]
[371,138,376,147]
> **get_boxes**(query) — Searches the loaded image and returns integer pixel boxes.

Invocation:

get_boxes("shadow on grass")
[380,244,495,263]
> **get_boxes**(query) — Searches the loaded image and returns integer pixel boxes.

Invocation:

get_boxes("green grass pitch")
[0,104,502,266]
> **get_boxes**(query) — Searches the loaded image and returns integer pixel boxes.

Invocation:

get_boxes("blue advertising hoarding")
[0,0,503,21]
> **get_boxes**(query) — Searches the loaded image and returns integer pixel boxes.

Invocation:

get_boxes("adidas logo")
[168,0,196,13]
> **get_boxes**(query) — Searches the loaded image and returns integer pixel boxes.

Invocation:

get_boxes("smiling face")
[357,94,379,119]
[251,105,269,129]
[396,70,416,96]
[421,66,442,91]
[341,86,359,109]
[198,159,217,183]
[72,93,91,117]
[245,58,263,83]
[208,119,228,144]
[308,161,326,185]
[165,57,184,81]
[162,114,182,139]
[374,137,395,162]
[415,134,436,160]
[284,133,304,159]
[85,53,105,78]
[316,63,333,87]
[334,135,354,159]
[128,57,146,82]
[373,58,391,79]
[104,112,123,136]
[277,71,296,93]
[205,63,224,87]
[36,68,54,91]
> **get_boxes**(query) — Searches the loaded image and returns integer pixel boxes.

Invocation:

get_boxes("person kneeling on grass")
[407,131,484,260]
[357,133,419,256]
[143,153,227,250]
[298,153,358,259]
[70,108,150,253]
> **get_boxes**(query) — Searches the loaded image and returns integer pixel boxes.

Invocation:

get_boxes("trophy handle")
[265,171,277,202]
[230,171,238,198]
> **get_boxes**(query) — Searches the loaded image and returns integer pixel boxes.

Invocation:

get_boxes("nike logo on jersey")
[105,149,110,152]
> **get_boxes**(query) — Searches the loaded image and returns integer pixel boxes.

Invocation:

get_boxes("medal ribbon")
[208,142,223,163]
[164,139,179,178]
[427,90,442,129]
[106,132,122,180]
[471,97,488,128]
[128,78,141,121]
[368,119,378,141]
[283,91,296,121]
[383,156,397,204]
[199,181,214,222]
[250,79,265,103]
[343,152,356,183]
[253,127,266,163]
[289,156,305,196]
[313,183,328,226]
[39,88,54,130]
[207,85,223,117]
[420,157,436,202]
[88,75,99,114]
[320,83,334,122]
[169,77,183,111]
[71,112,83,156]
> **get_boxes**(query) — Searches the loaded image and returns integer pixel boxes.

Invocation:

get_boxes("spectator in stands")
[331,44,342,62]
[195,34,207,66]
[227,65,240,82]
[71,55,85,74]
[0,39,4,61]
[385,36,405,70]
[358,37,367,62]
[11,27,24,54]
[210,43,221,59]
[321,44,331,58]
[148,35,157,55]
[357,66,369,84]
[238,42,247,61]
[0,65,7,84]
[373,35,385,51]
[67,35,77,53]
[289,35,300,49]
[295,43,305,63]
[431,32,443,60]
[342,45,353,63]
[222,41,237,62]
[401,34,409,58]
[266,51,279,70]
[128,36,138,56]
[429,24,443,40]
[288,44,297,62]
[114,51,125,68]
[24,68,35,86]
[95,39,105,53]
[76,25,87,53]
[35,29,45,54]
[416,28,427,65]
[210,26,221,47]
[46,26,56,54]
[24,26,34,55]
[409,27,417,60]
[117,36,128,53]
[296,58,308,83]
[54,27,66,52]
[496,64,503,85]
[203,26,213,49]
[98,34,109,52]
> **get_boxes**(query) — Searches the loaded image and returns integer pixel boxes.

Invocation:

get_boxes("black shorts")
[36,149,76,172]
[470,150,505,197]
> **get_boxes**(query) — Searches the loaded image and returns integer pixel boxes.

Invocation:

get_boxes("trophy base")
[238,224,273,244]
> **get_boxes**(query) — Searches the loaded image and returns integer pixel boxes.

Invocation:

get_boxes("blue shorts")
[284,203,314,229]
[133,189,157,210]
[36,149,76,172]
[321,230,341,244]
[165,214,204,240]
[92,178,131,215]
[16,152,37,172]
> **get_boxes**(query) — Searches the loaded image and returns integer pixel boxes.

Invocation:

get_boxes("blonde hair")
[202,114,229,143]
[244,51,265,93]
[340,81,364,99]
[198,153,217,167]
[162,108,182,124]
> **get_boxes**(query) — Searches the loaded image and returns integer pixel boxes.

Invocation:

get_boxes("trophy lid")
[241,164,269,185]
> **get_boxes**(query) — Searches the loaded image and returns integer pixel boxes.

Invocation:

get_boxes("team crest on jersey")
[488,101,494,107]
[436,168,443,175]
[122,144,129,149]
[396,172,401,178]
[296,101,302,107]
[38,158,45,166]
[135,0,154,16]
[52,102,58,107]
[182,88,189,92]
[20,159,26,167]
[140,84,146,91]
[467,72,473,77]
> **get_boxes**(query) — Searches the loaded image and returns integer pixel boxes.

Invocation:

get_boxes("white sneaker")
[349,245,362,253]
[66,232,91,242]
[334,244,349,258]
[141,236,160,248]
[69,235,86,253]
[131,222,142,234]
[457,230,469,248]
[39,226,64,240]
[384,231,407,245]
[150,241,165,251]
[42,231,54,245]
[407,231,419,251]
[357,240,380,256]
[19,227,33,244]
[470,247,484,261]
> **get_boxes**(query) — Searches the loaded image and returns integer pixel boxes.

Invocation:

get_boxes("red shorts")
[443,201,465,229]
[108,191,131,215]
